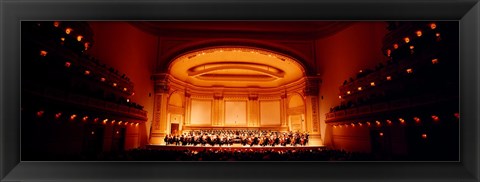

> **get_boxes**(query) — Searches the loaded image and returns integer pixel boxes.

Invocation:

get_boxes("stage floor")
[146,144,326,151]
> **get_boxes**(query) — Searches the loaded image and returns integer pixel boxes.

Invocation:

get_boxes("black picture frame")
[1,0,479,181]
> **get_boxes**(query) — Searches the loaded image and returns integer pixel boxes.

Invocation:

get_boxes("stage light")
[100,77,106,82]
[84,70,90,75]
[65,28,73,34]
[431,115,440,122]
[416,30,422,37]
[404,37,410,43]
[77,35,83,42]
[406,68,413,74]
[430,23,437,29]
[40,50,48,57]
[386,76,392,81]
[370,82,375,86]
[432,58,439,64]
[53,21,60,27]
[36,110,44,117]
[413,117,421,123]
[393,44,399,49]
[64,62,71,68]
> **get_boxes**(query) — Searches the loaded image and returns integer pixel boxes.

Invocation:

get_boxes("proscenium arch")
[159,39,315,75]
[167,46,307,88]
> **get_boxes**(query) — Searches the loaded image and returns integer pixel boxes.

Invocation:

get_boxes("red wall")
[315,22,388,149]
[88,22,157,147]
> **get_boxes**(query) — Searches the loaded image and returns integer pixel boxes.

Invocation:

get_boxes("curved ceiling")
[169,47,305,88]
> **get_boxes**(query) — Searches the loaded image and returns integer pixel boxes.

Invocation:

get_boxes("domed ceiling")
[169,47,305,88]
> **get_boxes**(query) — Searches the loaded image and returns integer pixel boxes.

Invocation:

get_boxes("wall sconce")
[357,87,362,91]
[406,68,413,74]
[430,23,437,29]
[370,82,375,86]
[416,30,422,37]
[40,50,48,57]
[431,58,439,64]
[404,37,410,43]
[53,21,60,27]
[65,28,73,34]
[84,70,90,75]
[386,76,392,81]
[393,44,399,49]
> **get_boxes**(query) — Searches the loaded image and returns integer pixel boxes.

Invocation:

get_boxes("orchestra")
[164,130,309,147]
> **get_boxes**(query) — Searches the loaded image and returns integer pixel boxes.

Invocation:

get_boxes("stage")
[146,144,326,151]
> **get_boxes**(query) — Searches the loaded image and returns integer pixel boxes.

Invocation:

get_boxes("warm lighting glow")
[130,123,134,126]
[82,116,88,121]
[351,123,355,127]
[103,119,108,124]
[125,122,129,126]
[100,77,106,82]
[84,42,90,50]
[91,131,95,135]
[414,117,421,123]
[84,70,90,75]
[386,120,392,125]
[409,45,414,50]
[404,37,410,43]
[333,125,337,128]
[454,112,460,119]
[416,30,422,37]
[393,44,399,49]
[131,92,135,96]
[40,50,48,57]
[61,37,65,42]
[386,49,391,57]
[370,82,375,86]
[135,123,139,127]
[36,110,44,117]
[94,118,99,122]
[347,91,351,95]
[55,112,62,119]
[386,76,392,81]
[53,21,60,27]
[357,87,362,91]
[126,99,130,103]
[366,122,371,126]
[430,23,437,29]
[422,133,427,139]
[111,120,116,125]
[358,123,363,126]
[432,58,439,64]
[116,131,119,134]
[376,120,381,126]
[113,83,117,87]
[65,28,73,34]
[77,35,83,42]
[359,70,363,73]
[435,33,441,37]
[64,62,71,68]
[399,118,405,124]
[118,121,123,125]
[123,88,127,91]
[406,68,413,74]
[338,95,342,99]
[70,114,77,120]
[431,115,440,122]
[379,132,384,137]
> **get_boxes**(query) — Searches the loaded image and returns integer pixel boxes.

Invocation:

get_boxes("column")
[150,73,170,145]
[305,76,322,145]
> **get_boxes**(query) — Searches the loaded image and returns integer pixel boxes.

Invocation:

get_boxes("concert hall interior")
[21,21,459,161]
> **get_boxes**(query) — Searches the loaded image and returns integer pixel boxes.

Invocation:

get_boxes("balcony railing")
[25,86,147,120]
[326,94,457,121]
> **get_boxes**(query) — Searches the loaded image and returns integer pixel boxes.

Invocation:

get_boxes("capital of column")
[152,73,170,93]
[304,76,322,96]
